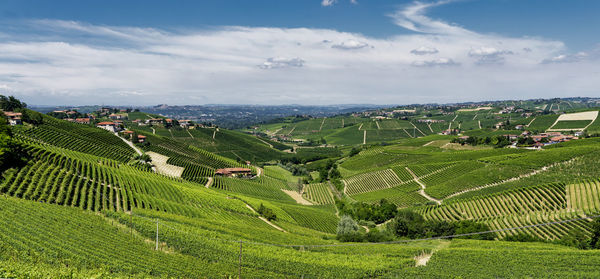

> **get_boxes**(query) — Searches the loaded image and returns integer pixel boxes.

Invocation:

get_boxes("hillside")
[2,98,600,278]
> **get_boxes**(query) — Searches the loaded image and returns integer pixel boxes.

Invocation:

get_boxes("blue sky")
[0,0,598,105]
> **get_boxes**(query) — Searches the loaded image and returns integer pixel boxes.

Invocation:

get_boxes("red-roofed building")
[137,135,146,143]
[96,122,120,132]
[215,168,252,177]
[75,118,90,124]
[4,112,22,125]
[179,120,192,128]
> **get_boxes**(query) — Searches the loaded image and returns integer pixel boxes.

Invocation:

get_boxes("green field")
[550,120,593,130]
[4,98,600,277]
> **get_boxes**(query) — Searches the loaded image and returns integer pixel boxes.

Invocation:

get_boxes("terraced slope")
[400,239,600,278]
[344,169,404,195]
[416,181,600,240]
[15,113,135,162]
[303,183,335,205]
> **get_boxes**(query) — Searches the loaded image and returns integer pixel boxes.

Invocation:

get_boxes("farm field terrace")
[4,98,600,278]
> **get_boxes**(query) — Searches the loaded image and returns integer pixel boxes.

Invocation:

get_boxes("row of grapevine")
[405,162,455,178]
[351,181,428,207]
[212,176,294,202]
[344,169,404,195]
[399,239,600,278]
[415,182,600,240]
[0,142,254,218]
[419,162,485,187]
[303,183,335,205]
[16,117,134,162]
[566,180,600,213]
[0,196,217,278]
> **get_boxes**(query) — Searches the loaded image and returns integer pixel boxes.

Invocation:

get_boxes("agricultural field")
[303,183,335,205]
[416,181,600,240]
[344,169,404,195]
[527,114,559,131]
[5,97,600,277]
[550,120,593,130]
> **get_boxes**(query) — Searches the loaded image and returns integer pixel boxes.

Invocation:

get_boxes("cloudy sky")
[0,0,599,106]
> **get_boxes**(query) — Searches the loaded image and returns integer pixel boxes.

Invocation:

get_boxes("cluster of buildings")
[122,130,146,143]
[67,118,92,124]
[96,121,123,133]
[418,119,446,123]
[458,130,582,149]
[215,167,252,177]
[4,111,22,126]
[132,118,193,129]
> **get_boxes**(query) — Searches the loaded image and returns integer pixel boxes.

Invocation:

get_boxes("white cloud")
[411,46,439,55]
[542,52,588,64]
[0,1,598,106]
[388,0,473,36]
[321,0,336,7]
[331,39,370,50]
[321,0,357,7]
[259,57,305,69]
[468,47,514,65]
[412,58,458,67]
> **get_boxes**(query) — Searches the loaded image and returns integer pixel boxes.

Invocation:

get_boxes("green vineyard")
[303,183,335,205]
[416,181,600,240]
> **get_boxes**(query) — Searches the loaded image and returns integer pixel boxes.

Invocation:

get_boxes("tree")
[0,119,28,172]
[454,220,494,240]
[387,210,425,238]
[257,203,277,221]
[0,95,27,111]
[559,228,590,249]
[20,110,43,125]
[336,215,361,242]
[296,178,303,193]
[590,219,600,249]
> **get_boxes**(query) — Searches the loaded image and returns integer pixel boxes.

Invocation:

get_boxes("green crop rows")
[303,183,334,205]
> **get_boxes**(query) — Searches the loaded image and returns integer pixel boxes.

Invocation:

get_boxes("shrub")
[337,215,362,242]
[257,203,277,221]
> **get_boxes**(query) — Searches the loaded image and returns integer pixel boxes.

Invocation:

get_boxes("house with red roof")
[4,112,22,126]
[96,121,121,132]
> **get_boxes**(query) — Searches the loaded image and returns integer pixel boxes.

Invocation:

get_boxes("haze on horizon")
[0,0,599,106]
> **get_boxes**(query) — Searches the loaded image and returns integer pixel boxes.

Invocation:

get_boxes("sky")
[0,0,599,106]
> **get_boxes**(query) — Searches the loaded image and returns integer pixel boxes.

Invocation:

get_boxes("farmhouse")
[96,122,121,132]
[109,113,126,120]
[75,118,91,124]
[137,135,146,143]
[418,119,445,123]
[215,168,252,177]
[441,129,459,135]
[533,142,545,149]
[550,135,578,143]
[145,118,163,125]
[4,112,22,125]
[179,120,192,128]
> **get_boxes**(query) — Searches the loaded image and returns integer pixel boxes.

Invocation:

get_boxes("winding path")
[255,137,273,148]
[115,132,142,156]
[406,167,441,205]
[245,204,287,232]
[444,157,579,200]
[204,177,213,188]
[281,189,313,205]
